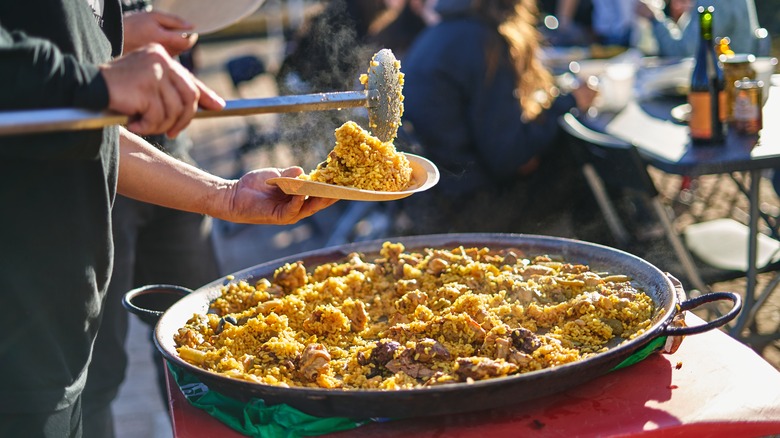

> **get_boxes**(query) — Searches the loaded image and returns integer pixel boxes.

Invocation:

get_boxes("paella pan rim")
[154,233,680,418]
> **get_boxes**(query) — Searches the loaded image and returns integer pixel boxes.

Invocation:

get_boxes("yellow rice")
[301,121,412,191]
[174,242,655,390]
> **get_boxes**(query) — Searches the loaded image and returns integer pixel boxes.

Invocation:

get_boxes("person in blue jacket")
[395,0,596,236]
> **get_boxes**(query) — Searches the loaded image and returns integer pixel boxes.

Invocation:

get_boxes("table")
[582,76,780,341]
[165,314,780,438]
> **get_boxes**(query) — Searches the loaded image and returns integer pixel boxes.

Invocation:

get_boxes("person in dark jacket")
[0,2,335,437]
[80,2,219,437]
[395,0,596,236]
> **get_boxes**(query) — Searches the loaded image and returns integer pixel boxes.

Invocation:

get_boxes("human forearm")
[117,128,337,224]
[117,128,231,217]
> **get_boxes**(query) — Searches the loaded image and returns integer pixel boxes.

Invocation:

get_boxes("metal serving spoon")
[0,49,404,143]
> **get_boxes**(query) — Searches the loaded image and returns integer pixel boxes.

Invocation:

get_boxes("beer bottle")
[688,6,724,144]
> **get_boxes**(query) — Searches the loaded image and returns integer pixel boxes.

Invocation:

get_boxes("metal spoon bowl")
[366,48,404,142]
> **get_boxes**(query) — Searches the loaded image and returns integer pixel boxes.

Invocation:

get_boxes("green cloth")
[169,364,370,438]
[611,336,668,371]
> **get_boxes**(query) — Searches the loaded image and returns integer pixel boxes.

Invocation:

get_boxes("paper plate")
[267,154,440,201]
[153,0,266,34]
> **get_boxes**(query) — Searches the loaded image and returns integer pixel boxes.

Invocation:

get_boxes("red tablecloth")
[166,314,780,437]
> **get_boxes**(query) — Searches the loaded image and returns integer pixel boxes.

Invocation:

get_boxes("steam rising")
[275,0,380,169]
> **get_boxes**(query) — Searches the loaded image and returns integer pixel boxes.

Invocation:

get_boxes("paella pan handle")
[122,284,193,326]
[660,292,742,336]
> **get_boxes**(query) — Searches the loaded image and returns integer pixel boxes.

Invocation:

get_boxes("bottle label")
[733,86,762,134]
[734,95,760,120]
[688,91,712,139]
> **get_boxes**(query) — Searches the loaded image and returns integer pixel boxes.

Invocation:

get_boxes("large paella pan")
[125,233,740,418]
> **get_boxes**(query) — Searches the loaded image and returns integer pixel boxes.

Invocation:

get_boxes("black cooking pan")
[125,233,740,418]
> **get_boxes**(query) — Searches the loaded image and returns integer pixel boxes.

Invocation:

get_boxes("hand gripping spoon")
[0,49,404,142]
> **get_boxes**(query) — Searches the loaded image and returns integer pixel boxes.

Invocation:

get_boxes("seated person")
[395,0,596,237]
[636,0,761,57]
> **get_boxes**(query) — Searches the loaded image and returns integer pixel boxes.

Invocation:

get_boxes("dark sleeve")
[0,23,110,159]
[0,25,109,111]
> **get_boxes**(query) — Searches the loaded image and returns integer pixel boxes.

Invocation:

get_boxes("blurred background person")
[553,0,638,47]
[636,0,762,57]
[394,0,597,237]
[538,0,593,46]
[81,2,219,437]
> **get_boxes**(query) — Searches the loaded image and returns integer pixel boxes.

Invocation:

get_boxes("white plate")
[153,0,265,34]
[267,154,440,201]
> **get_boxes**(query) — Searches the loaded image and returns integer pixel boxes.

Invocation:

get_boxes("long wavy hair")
[473,0,553,120]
